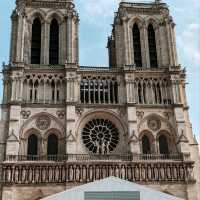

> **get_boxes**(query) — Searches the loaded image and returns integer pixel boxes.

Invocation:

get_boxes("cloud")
[177,23,200,68]
[77,0,119,24]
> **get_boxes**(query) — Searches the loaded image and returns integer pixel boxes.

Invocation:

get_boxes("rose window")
[82,119,120,154]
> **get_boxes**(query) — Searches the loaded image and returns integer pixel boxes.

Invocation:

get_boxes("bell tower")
[108,0,178,68]
[10,0,79,65]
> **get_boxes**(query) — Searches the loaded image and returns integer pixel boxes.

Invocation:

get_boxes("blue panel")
[85,191,140,200]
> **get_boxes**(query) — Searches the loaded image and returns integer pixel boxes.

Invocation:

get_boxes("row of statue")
[3,163,194,184]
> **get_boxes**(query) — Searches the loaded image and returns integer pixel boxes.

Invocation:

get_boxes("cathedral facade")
[0,0,199,199]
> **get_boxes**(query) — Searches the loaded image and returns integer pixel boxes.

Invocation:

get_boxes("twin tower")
[0,0,200,200]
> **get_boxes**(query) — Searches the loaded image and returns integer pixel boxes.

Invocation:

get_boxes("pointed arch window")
[159,135,169,154]
[148,24,158,68]
[27,134,38,156]
[142,135,151,154]
[47,134,58,156]
[132,24,142,67]
[31,18,41,64]
[49,19,59,65]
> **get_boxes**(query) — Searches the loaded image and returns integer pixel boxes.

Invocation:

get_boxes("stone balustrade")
[5,154,190,162]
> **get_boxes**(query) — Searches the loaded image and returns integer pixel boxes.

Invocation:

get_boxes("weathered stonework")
[0,0,199,200]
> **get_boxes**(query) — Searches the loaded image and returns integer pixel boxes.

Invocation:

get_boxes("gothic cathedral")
[0,0,199,199]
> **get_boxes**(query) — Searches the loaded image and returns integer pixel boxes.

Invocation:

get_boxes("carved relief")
[147,118,161,131]
[21,110,31,119]
[56,110,65,119]
[35,115,51,130]
[136,111,144,120]
[75,107,84,116]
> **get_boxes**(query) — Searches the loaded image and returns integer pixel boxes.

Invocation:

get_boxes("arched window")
[47,134,58,156]
[132,24,142,67]
[27,134,38,156]
[148,24,158,68]
[142,135,151,154]
[31,18,41,64]
[159,135,169,154]
[49,19,59,65]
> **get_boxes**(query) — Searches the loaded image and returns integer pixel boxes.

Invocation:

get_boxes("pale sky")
[0,0,199,142]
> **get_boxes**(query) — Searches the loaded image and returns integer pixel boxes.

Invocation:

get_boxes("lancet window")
[47,134,58,156]
[27,134,38,156]
[142,135,151,154]
[31,18,41,64]
[159,135,169,154]
[132,23,142,67]
[80,76,119,104]
[49,19,59,65]
[148,24,158,68]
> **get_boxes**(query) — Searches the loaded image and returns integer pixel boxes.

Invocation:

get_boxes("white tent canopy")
[42,177,184,200]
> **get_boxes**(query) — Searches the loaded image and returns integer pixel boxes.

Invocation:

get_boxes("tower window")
[27,134,38,156]
[132,24,142,67]
[31,18,41,64]
[49,19,59,65]
[142,135,151,154]
[159,135,169,154]
[47,134,58,156]
[148,24,158,68]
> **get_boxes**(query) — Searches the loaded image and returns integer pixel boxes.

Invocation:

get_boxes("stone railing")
[21,99,65,105]
[2,161,195,184]
[5,153,190,162]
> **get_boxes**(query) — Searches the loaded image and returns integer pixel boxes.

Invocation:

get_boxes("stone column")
[66,14,73,63]
[41,22,48,65]
[16,14,24,62]
[60,22,66,65]
[171,23,178,66]
[74,17,79,64]
[19,77,23,101]
[140,24,147,68]
[122,18,130,65]
[165,19,174,66]
[9,14,18,63]
[143,27,150,68]
[11,78,16,101]
[171,76,181,104]
[155,25,162,67]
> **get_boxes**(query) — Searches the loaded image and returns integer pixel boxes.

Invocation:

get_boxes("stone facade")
[0,0,199,200]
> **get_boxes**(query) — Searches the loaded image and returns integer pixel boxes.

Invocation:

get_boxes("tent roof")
[42,177,184,200]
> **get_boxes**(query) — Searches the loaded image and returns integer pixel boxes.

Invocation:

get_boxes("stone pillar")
[65,67,78,154]
[155,25,162,67]
[165,19,174,66]
[140,24,147,68]
[9,13,18,63]
[16,14,25,62]
[171,23,178,66]
[41,22,48,65]
[66,14,73,63]
[122,18,130,65]
[171,75,181,104]
[174,107,189,154]
[11,78,16,101]
[143,27,150,68]
[72,15,79,64]
[60,21,67,65]
[127,107,139,154]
